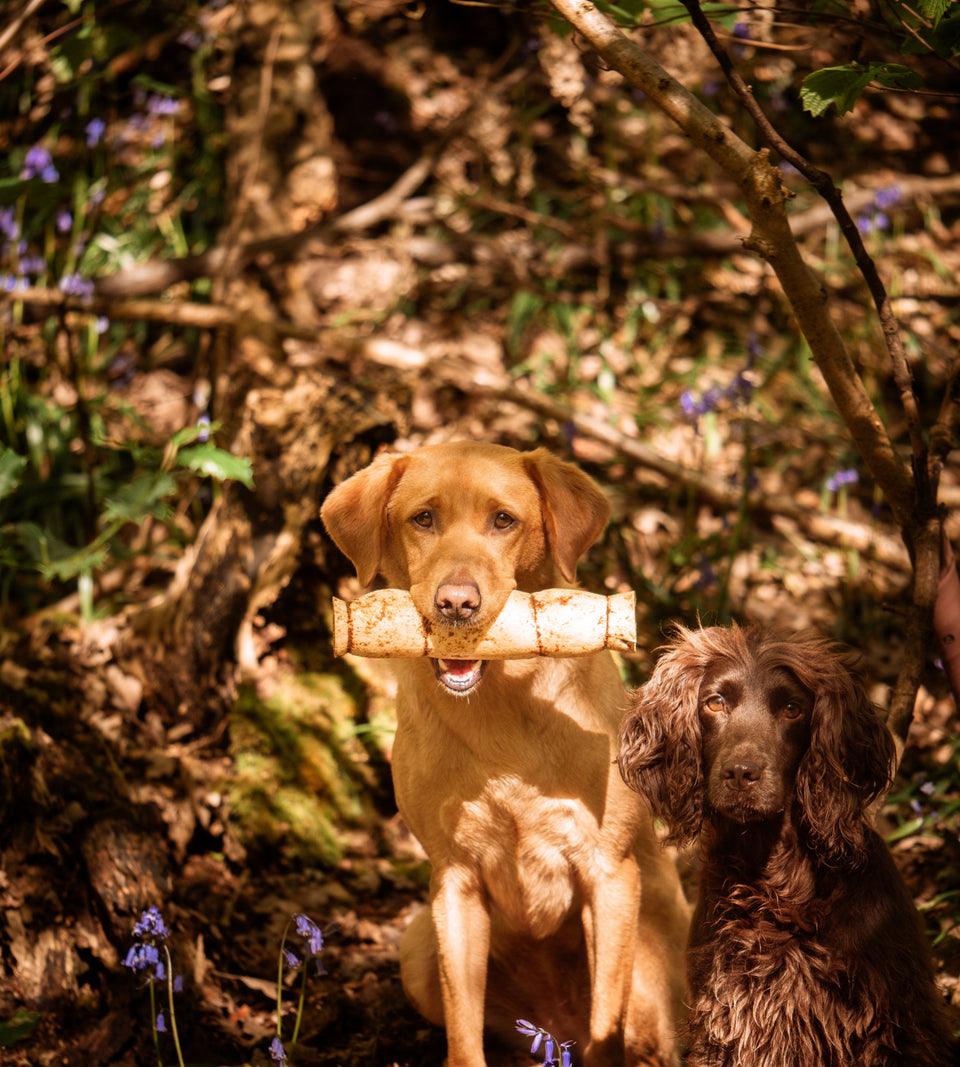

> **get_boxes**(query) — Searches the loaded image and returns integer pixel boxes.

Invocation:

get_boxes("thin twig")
[0,0,47,58]
[0,287,319,340]
[679,0,927,478]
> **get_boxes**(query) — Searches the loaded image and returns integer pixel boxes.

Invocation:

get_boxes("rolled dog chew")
[331,588,636,659]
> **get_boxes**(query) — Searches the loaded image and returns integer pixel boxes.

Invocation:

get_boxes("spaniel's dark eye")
[703,694,726,713]
[783,701,803,720]
[411,510,433,529]
[493,511,516,530]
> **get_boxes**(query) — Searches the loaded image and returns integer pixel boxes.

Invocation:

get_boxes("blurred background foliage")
[0,0,959,1063]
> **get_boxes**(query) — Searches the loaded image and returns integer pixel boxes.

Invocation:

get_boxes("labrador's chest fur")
[390,655,637,935]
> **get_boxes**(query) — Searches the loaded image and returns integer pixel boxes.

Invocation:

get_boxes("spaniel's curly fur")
[618,625,956,1067]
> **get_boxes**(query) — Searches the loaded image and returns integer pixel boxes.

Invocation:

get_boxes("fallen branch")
[94,148,439,299]
[0,287,318,340]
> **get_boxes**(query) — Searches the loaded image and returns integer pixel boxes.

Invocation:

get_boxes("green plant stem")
[276,918,294,1038]
[148,980,163,1067]
[291,960,309,1047]
[163,946,186,1067]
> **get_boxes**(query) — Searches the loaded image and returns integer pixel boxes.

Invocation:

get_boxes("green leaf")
[800,62,921,117]
[0,449,27,502]
[102,471,177,524]
[11,522,109,582]
[0,1009,40,1048]
[169,420,220,451]
[885,815,924,843]
[918,0,953,26]
[177,444,254,487]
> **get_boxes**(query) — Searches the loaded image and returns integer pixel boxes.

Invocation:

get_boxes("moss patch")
[227,668,379,865]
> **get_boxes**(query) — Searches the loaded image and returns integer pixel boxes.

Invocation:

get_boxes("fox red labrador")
[322,441,688,1066]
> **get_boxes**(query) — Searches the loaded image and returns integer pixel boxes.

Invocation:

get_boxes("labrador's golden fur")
[321,442,689,1066]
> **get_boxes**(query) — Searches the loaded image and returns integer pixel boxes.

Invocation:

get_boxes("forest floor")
[2,1,960,1064]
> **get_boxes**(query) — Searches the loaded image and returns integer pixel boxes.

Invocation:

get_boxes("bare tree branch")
[680,0,927,472]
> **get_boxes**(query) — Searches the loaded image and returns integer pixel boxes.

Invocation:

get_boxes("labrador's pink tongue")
[439,659,479,675]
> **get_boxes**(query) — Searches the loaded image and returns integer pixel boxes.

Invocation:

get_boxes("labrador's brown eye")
[411,510,433,529]
[493,511,516,530]
[703,694,726,713]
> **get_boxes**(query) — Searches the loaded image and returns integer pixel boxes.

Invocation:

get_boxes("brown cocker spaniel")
[618,624,956,1067]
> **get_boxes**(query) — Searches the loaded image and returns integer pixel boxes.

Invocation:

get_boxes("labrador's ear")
[320,452,409,586]
[523,449,610,582]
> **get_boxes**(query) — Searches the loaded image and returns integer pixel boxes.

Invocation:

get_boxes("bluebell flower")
[123,942,160,973]
[59,274,95,300]
[134,906,170,941]
[22,145,59,183]
[156,1011,166,1033]
[544,1037,556,1062]
[147,94,180,116]
[19,255,46,275]
[680,391,700,419]
[560,1042,575,1067]
[732,21,750,38]
[701,79,720,97]
[283,948,301,969]
[197,412,211,442]
[0,208,18,241]
[269,1035,287,1064]
[919,780,935,796]
[872,211,889,232]
[178,29,204,50]
[151,132,167,150]
[874,184,901,210]
[825,468,858,492]
[1,274,27,292]
[96,315,109,334]
[56,209,72,233]
[89,187,106,206]
[856,214,873,235]
[173,974,184,993]
[294,913,324,957]
[85,118,106,147]
[910,798,923,815]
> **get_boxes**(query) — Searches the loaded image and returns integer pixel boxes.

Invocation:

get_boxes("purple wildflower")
[147,94,180,116]
[1,274,27,292]
[732,21,750,39]
[197,412,211,442]
[269,1036,287,1064]
[910,798,923,815]
[778,160,800,176]
[701,79,720,97]
[826,468,858,492]
[746,333,762,364]
[294,913,324,957]
[874,184,901,210]
[680,391,700,419]
[85,118,106,147]
[55,209,72,233]
[173,974,184,993]
[283,948,301,969]
[59,274,95,300]
[0,208,18,241]
[178,29,204,50]
[872,211,890,232]
[856,214,873,235]
[151,132,167,150]
[89,187,106,206]
[134,906,170,941]
[919,780,935,796]
[22,145,59,183]
[19,255,46,275]
[95,315,109,334]
[156,1011,166,1033]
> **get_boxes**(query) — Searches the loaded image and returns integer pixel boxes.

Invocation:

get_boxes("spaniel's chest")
[688,908,870,1067]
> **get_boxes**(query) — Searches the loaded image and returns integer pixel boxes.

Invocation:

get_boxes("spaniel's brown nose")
[723,762,763,788]
[436,581,481,621]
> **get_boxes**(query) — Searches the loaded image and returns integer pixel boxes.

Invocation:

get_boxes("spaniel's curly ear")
[618,628,707,846]
[795,646,895,867]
